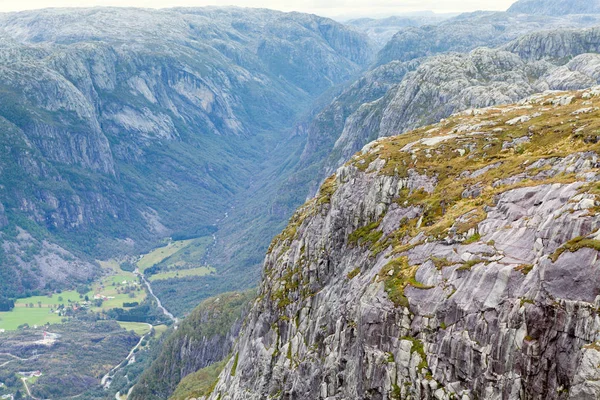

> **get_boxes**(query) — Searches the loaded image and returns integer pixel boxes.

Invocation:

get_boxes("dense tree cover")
[107,300,170,324]
[0,296,15,311]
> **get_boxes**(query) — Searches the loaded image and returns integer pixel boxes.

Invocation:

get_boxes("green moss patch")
[381,257,434,308]
[347,268,361,280]
[348,219,383,248]
[400,336,428,371]
[551,237,600,262]
[514,264,534,275]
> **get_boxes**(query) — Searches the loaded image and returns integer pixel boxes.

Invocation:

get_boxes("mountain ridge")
[508,0,600,15]
[0,6,372,297]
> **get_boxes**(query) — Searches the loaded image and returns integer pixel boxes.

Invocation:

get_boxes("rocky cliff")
[346,14,453,51]
[205,87,600,399]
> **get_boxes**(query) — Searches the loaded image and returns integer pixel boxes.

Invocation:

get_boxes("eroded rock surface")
[207,88,600,400]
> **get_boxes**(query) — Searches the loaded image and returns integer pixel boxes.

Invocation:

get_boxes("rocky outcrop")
[130,291,254,400]
[293,25,600,201]
[508,0,600,16]
[206,88,600,399]
[505,27,600,61]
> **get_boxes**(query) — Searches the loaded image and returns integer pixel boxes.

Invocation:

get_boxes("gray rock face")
[206,89,600,400]
[1,228,97,293]
[289,59,421,196]
[0,7,373,295]
[505,27,600,61]
[508,0,600,16]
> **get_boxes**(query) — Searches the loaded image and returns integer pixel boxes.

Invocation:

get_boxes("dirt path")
[21,377,39,400]
[0,352,39,368]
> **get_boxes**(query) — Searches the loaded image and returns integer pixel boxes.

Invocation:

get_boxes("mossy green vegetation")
[348,219,383,247]
[169,359,228,400]
[430,256,454,270]
[317,175,338,205]
[270,265,302,310]
[380,257,434,308]
[514,264,534,275]
[231,352,240,376]
[551,236,600,262]
[347,267,361,280]
[401,336,428,371]
[344,90,600,251]
[463,232,481,244]
[457,259,484,272]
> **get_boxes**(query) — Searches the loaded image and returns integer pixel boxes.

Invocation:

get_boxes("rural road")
[101,323,153,389]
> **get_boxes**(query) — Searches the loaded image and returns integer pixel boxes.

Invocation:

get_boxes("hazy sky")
[0,0,516,18]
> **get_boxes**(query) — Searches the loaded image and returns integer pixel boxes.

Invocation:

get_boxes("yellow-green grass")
[0,260,146,331]
[88,260,147,312]
[87,280,146,312]
[153,324,169,337]
[0,291,81,330]
[0,307,63,330]
[118,321,152,336]
[155,237,213,269]
[105,273,138,286]
[148,266,215,281]
[137,240,194,272]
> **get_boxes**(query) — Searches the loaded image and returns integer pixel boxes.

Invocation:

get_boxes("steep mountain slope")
[207,87,600,400]
[130,291,254,400]
[293,25,600,199]
[377,11,600,66]
[0,7,372,296]
[508,0,600,15]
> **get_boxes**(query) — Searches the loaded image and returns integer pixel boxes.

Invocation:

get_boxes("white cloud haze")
[0,0,517,18]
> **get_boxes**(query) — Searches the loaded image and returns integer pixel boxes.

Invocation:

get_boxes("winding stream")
[138,271,178,325]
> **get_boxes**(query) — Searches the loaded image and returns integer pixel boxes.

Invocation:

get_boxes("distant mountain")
[0,7,372,297]
[289,24,600,202]
[377,11,600,66]
[508,0,600,15]
[346,14,452,49]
